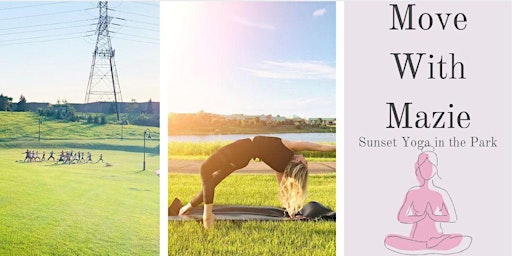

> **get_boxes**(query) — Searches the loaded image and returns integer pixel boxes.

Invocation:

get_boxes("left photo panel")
[0,2,160,255]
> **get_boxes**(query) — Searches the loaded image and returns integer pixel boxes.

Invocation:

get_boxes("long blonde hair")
[278,161,308,217]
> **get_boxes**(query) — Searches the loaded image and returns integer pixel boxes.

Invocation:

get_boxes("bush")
[69,115,80,122]
[133,113,159,127]
[55,110,63,120]
[133,114,150,125]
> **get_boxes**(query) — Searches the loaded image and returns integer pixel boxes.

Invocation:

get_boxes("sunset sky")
[162,2,336,118]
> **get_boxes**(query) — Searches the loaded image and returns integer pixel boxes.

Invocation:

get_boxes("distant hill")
[0,112,159,142]
[11,101,160,114]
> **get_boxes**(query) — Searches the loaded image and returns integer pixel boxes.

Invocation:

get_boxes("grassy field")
[169,141,336,161]
[169,173,336,256]
[0,112,159,141]
[0,112,160,255]
[0,148,160,255]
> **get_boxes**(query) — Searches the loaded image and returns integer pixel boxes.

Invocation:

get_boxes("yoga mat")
[168,198,336,221]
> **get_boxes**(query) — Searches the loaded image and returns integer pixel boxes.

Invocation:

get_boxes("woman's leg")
[385,235,427,251]
[200,161,237,230]
[429,234,467,250]
[188,149,236,207]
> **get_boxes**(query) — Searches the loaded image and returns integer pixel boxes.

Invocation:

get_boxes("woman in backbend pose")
[178,136,336,229]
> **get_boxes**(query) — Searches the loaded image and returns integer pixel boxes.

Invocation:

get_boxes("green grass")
[1,139,160,155]
[0,112,160,255]
[0,112,159,141]
[169,173,336,256]
[169,141,336,161]
[0,148,159,255]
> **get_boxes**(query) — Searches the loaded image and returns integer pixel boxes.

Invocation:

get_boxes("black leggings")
[190,148,249,207]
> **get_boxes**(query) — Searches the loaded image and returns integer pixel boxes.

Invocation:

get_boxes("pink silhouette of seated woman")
[384,149,472,255]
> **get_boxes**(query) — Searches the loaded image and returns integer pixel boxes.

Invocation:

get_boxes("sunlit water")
[168,133,336,143]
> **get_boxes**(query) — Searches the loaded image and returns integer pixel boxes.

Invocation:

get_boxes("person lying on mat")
[178,136,336,229]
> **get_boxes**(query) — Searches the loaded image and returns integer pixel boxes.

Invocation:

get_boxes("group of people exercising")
[22,149,104,164]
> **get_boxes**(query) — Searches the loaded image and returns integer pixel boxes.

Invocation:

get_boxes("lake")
[168,133,336,143]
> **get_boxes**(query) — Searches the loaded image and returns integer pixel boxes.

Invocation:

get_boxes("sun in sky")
[162,1,336,118]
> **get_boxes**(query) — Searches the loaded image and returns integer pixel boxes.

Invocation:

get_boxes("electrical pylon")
[84,1,122,120]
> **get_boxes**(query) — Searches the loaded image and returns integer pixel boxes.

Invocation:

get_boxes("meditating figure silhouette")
[384,148,472,255]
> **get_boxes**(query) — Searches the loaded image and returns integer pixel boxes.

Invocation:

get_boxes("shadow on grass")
[1,140,161,154]
[42,162,98,167]
[128,187,152,192]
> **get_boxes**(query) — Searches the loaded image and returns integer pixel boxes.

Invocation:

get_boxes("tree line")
[0,94,25,111]
[0,93,158,127]
[169,111,335,135]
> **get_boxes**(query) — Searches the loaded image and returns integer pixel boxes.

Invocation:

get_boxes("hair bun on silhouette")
[419,146,438,166]
[420,146,435,153]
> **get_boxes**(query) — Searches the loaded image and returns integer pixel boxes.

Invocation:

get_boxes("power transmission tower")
[84,1,122,120]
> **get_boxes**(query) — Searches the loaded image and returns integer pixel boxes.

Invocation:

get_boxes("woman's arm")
[397,191,426,224]
[179,203,193,216]
[282,140,336,152]
[275,171,283,185]
[425,202,451,222]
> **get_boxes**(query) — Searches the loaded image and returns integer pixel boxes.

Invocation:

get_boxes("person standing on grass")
[23,149,31,162]
[73,153,79,164]
[65,152,71,164]
[48,150,55,161]
[41,151,46,161]
[178,136,336,230]
[97,153,104,163]
[58,151,65,162]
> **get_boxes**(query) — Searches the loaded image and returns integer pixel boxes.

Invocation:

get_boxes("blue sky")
[0,1,159,104]
[163,2,336,118]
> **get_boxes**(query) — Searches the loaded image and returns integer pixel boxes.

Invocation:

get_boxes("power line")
[0,19,96,31]
[113,17,158,27]
[0,30,94,43]
[131,1,159,8]
[0,2,72,11]
[0,34,94,47]
[111,23,159,33]
[110,31,158,41]
[0,8,95,21]
[0,23,95,37]
[109,9,159,20]
[0,2,159,47]
[111,36,159,45]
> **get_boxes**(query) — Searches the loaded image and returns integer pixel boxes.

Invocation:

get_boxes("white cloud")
[287,97,333,106]
[313,8,327,17]
[232,16,276,31]
[241,61,335,80]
